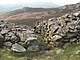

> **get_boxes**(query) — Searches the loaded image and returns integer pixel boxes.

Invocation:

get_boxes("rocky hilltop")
[34,11,80,48]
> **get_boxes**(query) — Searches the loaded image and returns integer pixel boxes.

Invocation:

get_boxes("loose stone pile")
[0,20,40,52]
[34,11,80,48]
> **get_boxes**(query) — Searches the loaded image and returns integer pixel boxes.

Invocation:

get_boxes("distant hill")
[0,2,60,12]
[0,2,80,27]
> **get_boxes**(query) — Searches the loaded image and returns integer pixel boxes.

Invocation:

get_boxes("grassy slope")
[0,44,80,60]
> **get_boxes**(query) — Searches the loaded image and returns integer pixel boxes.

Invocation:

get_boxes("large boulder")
[24,37,40,51]
[11,43,26,53]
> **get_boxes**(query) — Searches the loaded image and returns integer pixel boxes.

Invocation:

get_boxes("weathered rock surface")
[11,43,26,53]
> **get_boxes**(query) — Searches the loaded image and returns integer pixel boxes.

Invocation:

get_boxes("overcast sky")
[0,0,80,5]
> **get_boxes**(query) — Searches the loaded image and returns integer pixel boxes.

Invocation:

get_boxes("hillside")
[0,2,80,26]
[0,2,80,60]
[0,2,60,12]
[0,8,80,60]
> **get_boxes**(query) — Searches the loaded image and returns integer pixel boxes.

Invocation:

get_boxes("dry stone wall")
[34,11,80,48]
[0,20,40,52]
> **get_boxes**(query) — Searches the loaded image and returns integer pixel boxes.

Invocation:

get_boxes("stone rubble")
[34,11,80,48]
[0,20,40,52]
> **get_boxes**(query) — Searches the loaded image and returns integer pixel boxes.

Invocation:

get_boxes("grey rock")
[11,36,19,43]
[73,11,80,17]
[17,32,26,42]
[4,42,13,47]
[8,32,15,36]
[26,29,34,34]
[24,37,39,50]
[5,36,11,41]
[11,43,26,53]
[0,30,9,35]
[56,49,64,54]
[70,38,77,43]
[27,45,39,51]
[24,37,37,43]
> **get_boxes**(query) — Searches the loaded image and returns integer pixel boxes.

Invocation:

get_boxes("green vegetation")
[0,47,41,60]
[37,34,80,60]
[37,34,54,50]
[0,44,80,60]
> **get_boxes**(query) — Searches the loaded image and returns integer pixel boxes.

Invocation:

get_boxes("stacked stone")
[34,11,80,48]
[0,20,39,52]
